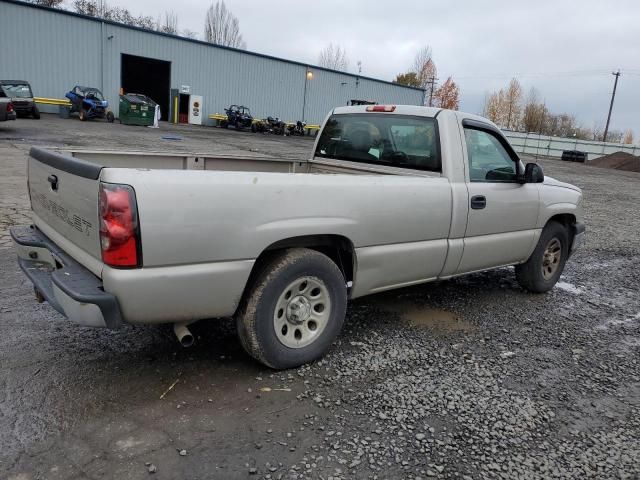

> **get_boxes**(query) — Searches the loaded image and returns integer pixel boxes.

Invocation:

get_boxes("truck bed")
[63,149,441,177]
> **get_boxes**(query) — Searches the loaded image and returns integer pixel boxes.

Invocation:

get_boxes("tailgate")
[28,147,103,262]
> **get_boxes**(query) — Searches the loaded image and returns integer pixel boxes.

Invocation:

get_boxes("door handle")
[47,174,59,191]
[470,195,486,209]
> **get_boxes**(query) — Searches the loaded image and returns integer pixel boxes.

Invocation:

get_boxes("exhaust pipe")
[173,323,194,347]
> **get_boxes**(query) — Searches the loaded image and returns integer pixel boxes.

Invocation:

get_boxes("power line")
[454,69,612,80]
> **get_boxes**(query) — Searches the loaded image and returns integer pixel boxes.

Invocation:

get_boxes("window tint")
[464,128,517,182]
[315,113,440,172]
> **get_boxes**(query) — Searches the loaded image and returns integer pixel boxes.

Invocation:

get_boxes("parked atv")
[65,85,114,122]
[222,105,253,130]
[251,118,267,133]
[266,116,286,135]
[287,120,307,136]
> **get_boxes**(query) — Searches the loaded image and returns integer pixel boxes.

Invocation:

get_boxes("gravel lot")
[1,115,638,479]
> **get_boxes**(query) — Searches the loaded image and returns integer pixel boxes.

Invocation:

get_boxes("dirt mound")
[589,151,640,172]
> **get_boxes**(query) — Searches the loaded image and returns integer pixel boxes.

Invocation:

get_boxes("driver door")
[457,127,540,273]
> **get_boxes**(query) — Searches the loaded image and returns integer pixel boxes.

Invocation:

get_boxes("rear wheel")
[236,248,347,369]
[32,105,40,119]
[106,111,115,123]
[516,221,569,293]
[79,108,87,121]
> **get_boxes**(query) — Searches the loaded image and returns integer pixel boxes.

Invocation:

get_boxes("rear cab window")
[314,113,441,172]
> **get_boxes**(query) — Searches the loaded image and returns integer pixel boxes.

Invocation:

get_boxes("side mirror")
[524,163,544,183]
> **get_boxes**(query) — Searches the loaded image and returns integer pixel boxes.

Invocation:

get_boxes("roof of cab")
[332,105,442,118]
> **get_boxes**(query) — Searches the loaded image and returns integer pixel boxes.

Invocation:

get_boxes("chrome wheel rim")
[274,276,331,349]
[542,237,562,280]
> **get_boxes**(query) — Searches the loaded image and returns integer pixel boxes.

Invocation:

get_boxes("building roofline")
[2,0,425,93]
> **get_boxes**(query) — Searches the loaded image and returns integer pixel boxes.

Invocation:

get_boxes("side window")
[464,128,517,182]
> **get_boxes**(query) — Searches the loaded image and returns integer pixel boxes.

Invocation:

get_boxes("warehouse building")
[0,0,425,125]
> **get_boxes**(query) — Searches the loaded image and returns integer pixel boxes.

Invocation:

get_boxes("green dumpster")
[118,93,156,126]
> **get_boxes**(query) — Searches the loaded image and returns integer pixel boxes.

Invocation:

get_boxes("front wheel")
[32,105,40,119]
[79,108,87,121]
[516,221,569,293]
[236,248,347,369]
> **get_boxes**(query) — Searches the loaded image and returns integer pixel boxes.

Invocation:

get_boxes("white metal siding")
[504,130,640,160]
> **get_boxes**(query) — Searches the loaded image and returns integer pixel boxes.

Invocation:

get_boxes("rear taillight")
[366,105,396,112]
[7,102,14,113]
[99,182,141,268]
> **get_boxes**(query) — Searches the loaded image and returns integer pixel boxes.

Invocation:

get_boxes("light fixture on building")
[306,70,313,80]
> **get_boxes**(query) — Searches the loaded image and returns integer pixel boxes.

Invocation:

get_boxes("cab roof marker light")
[366,105,396,112]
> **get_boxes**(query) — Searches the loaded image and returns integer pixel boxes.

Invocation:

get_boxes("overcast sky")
[104,0,640,136]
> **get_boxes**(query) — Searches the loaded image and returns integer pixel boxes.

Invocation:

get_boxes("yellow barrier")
[34,97,71,106]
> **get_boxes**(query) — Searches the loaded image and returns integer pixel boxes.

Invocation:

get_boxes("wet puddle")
[370,297,475,334]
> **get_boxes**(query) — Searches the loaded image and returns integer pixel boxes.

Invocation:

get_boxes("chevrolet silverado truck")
[0,97,17,122]
[11,105,585,369]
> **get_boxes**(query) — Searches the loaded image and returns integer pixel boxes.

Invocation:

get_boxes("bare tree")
[26,0,64,6]
[412,46,438,105]
[504,78,522,130]
[481,78,522,129]
[482,91,501,125]
[157,11,179,34]
[73,0,156,30]
[204,1,246,49]
[623,129,634,145]
[605,130,624,143]
[591,123,604,141]
[318,43,349,71]
[521,88,548,133]
[181,29,198,39]
[393,72,421,88]
[74,0,109,17]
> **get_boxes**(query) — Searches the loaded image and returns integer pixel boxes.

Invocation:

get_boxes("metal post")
[603,70,621,143]
[427,76,437,107]
[302,68,308,122]
[100,22,105,93]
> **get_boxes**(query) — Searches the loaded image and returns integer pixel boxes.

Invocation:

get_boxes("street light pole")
[603,70,621,143]
[302,69,313,122]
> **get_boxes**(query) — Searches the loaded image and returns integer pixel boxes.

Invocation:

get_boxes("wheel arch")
[239,234,356,312]
[545,212,577,245]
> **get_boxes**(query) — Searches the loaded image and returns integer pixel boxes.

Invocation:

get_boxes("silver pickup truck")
[12,105,585,369]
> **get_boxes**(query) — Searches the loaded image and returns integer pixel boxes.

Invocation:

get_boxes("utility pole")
[426,76,438,107]
[603,70,621,143]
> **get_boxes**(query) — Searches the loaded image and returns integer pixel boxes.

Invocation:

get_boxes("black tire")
[106,111,115,123]
[79,108,87,121]
[220,120,228,128]
[236,248,347,369]
[516,221,569,293]
[32,105,40,119]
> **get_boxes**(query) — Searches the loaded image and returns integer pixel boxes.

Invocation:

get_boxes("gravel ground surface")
[1,115,638,479]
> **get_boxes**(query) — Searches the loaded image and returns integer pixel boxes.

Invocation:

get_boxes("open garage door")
[121,54,171,121]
